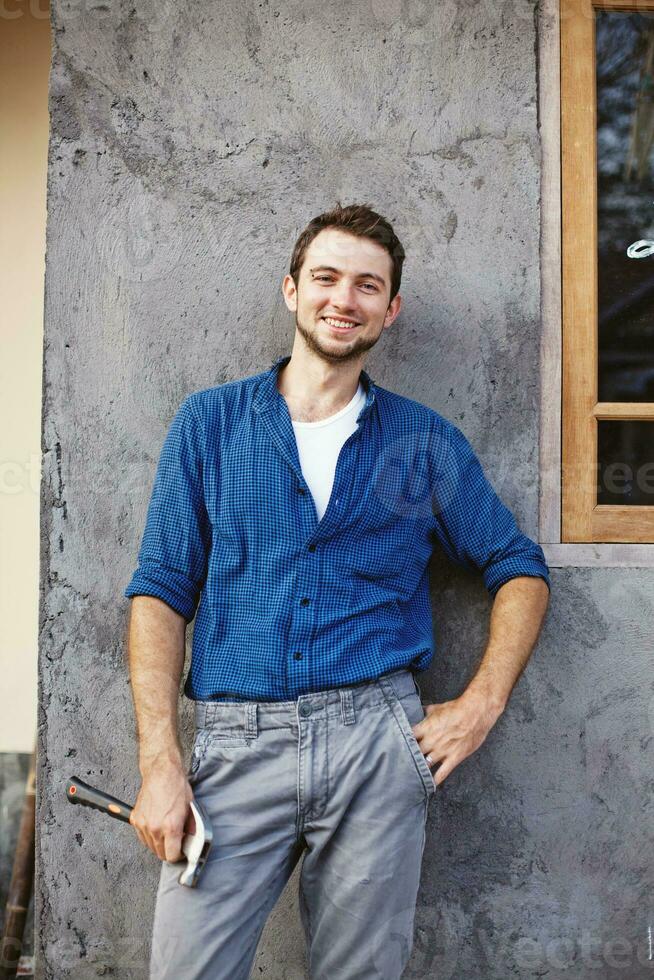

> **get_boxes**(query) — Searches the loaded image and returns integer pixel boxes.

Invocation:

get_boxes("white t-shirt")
[291,382,366,521]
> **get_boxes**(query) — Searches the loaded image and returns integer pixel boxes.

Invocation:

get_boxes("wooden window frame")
[538,0,654,564]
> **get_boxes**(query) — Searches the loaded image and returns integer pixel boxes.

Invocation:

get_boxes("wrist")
[139,745,183,778]
[460,679,507,718]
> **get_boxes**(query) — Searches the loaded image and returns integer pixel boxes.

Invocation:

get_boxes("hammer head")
[179,799,213,887]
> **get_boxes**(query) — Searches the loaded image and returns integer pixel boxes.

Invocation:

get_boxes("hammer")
[65,776,213,887]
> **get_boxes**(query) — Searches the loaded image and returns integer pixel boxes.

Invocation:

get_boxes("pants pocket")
[188,729,210,779]
[381,690,436,801]
[397,693,437,797]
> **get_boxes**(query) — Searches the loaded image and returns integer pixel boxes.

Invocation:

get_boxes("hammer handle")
[66,776,133,823]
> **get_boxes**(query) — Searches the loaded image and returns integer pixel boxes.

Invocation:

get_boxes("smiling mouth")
[322,317,360,331]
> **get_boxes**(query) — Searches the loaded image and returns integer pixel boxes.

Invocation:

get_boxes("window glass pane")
[597,420,654,504]
[596,10,654,402]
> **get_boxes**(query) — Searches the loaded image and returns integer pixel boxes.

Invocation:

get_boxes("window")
[540,0,654,560]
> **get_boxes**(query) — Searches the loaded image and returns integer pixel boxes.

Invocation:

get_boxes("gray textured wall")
[37,0,653,977]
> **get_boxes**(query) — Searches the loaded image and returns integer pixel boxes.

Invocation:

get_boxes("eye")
[361,283,377,291]
[315,275,333,283]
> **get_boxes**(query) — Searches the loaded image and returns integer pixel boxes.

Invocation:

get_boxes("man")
[124,203,550,979]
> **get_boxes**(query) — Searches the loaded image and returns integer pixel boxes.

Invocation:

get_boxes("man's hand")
[411,689,504,788]
[129,759,195,862]
[412,577,550,787]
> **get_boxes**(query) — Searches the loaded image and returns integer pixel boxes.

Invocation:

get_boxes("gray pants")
[149,668,436,980]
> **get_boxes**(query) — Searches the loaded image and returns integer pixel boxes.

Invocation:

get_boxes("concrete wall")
[37,0,653,978]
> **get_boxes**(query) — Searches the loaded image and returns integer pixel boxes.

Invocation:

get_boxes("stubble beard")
[295,312,383,365]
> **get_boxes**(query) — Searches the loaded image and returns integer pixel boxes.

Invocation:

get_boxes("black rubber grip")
[66,776,133,823]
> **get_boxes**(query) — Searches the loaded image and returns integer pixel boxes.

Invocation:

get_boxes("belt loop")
[340,688,356,725]
[245,703,258,738]
[412,672,424,702]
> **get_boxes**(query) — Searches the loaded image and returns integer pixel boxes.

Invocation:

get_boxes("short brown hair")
[289,202,405,303]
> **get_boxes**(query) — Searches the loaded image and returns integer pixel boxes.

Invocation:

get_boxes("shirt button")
[299,702,312,717]
[297,486,307,494]
[300,597,310,606]
[308,544,316,552]
[293,651,303,660]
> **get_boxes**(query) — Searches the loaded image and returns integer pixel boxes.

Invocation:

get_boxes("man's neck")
[277,350,364,424]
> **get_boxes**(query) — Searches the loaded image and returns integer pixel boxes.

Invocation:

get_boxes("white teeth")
[323,317,358,329]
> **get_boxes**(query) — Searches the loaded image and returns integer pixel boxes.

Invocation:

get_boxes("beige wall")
[0,4,50,753]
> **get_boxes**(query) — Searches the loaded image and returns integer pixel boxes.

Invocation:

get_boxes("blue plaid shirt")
[124,354,550,701]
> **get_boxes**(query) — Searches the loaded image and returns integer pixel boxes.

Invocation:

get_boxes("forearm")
[462,576,550,713]
[126,595,187,776]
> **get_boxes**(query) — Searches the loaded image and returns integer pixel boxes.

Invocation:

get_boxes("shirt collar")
[252,354,377,423]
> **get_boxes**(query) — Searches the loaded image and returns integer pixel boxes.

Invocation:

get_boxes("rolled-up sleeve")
[124,395,212,621]
[430,421,551,598]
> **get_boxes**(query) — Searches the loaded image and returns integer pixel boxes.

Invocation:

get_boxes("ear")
[282,274,298,313]
[383,292,402,329]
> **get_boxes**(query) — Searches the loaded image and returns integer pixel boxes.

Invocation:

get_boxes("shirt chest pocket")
[340,507,424,584]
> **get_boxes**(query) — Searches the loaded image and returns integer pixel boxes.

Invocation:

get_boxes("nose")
[329,280,358,309]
